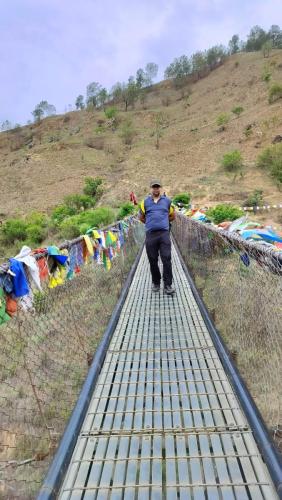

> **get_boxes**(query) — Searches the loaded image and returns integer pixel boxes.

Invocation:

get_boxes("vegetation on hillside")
[2,23,281,131]
[206,204,244,224]
[256,143,282,186]
[0,177,125,255]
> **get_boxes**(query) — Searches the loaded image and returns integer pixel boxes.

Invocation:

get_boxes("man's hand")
[139,211,146,224]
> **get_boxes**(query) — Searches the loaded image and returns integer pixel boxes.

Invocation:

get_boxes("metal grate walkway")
[59,245,277,499]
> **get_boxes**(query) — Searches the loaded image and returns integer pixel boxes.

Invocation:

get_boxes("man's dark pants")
[145,230,172,286]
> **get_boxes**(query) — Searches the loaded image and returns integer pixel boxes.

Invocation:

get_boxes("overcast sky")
[0,0,281,124]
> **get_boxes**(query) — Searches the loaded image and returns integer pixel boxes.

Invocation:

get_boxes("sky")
[0,0,281,124]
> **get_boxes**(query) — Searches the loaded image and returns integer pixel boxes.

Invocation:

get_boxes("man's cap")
[150,180,162,187]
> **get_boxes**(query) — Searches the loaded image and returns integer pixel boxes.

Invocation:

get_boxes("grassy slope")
[0,51,282,227]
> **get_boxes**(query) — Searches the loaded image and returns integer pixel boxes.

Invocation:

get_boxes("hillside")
[0,50,282,227]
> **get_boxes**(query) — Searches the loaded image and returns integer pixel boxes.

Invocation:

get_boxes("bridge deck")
[59,246,277,499]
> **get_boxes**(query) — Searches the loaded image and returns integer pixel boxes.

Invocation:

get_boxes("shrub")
[245,190,263,207]
[120,120,135,145]
[59,207,115,238]
[1,219,27,244]
[257,143,282,169]
[206,204,243,224]
[76,207,115,230]
[117,202,135,219]
[231,106,244,117]
[59,217,81,239]
[64,194,95,210]
[51,205,76,224]
[83,177,103,198]
[244,124,253,138]
[256,143,282,186]
[216,113,230,128]
[271,157,282,185]
[268,83,282,103]
[104,107,117,120]
[172,193,191,206]
[26,211,47,227]
[221,150,243,175]
[262,69,271,82]
[26,224,46,244]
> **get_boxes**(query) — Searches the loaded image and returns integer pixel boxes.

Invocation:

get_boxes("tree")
[32,104,44,122]
[86,82,101,108]
[262,40,272,57]
[39,100,56,116]
[136,68,146,88]
[221,150,244,179]
[245,25,267,51]
[191,51,207,79]
[111,82,124,103]
[206,45,226,69]
[164,55,191,80]
[1,120,12,131]
[145,62,158,84]
[127,77,139,109]
[31,100,56,122]
[75,95,85,110]
[268,25,282,48]
[97,88,108,109]
[228,34,240,54]
[153,112,168,149]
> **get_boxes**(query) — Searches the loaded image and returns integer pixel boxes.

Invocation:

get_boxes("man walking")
[139,180,175,295]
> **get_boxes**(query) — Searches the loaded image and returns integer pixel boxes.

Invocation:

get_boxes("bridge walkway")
[58,245,277,499]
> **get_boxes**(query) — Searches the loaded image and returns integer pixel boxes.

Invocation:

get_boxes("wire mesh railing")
[0,219,144,499]
[172,213,282,455]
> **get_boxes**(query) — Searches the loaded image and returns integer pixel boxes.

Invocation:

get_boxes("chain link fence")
[0,220,144,499]
[172,213,282,455]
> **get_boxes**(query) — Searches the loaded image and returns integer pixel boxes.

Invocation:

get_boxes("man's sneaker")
[152,283,160,292]
[164,285,175,295]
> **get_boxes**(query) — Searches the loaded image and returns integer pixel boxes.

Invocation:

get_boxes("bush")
[51,205,76,224]
[221,150,243,174]
[76,207,115,230]
[262,69,271,82]
[26,224,47,244]
[268,83,282,103]
[1,219,27,244]
[258,144,282,185]
[245,190,263,207]
[104,107,117,120]
[59,207,115,238]
[216,113,230,128]
[117,203,135,219]
[271,157,282,185]
[231,106,244,117]
[206,204,243,224]
[26,211,47,227]
[83,177,103,198]
[120,120,135,145]
[64,194,95,210]
[172,193,191,206]
[59,217,81,239]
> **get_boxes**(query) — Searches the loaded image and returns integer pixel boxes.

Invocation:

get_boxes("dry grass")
[0,51,282,225]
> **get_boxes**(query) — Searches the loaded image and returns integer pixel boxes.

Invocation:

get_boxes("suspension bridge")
[0,215,281,499]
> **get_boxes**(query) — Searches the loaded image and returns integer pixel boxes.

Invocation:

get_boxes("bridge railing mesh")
[0,220,144,499]
[172,213,282,454]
